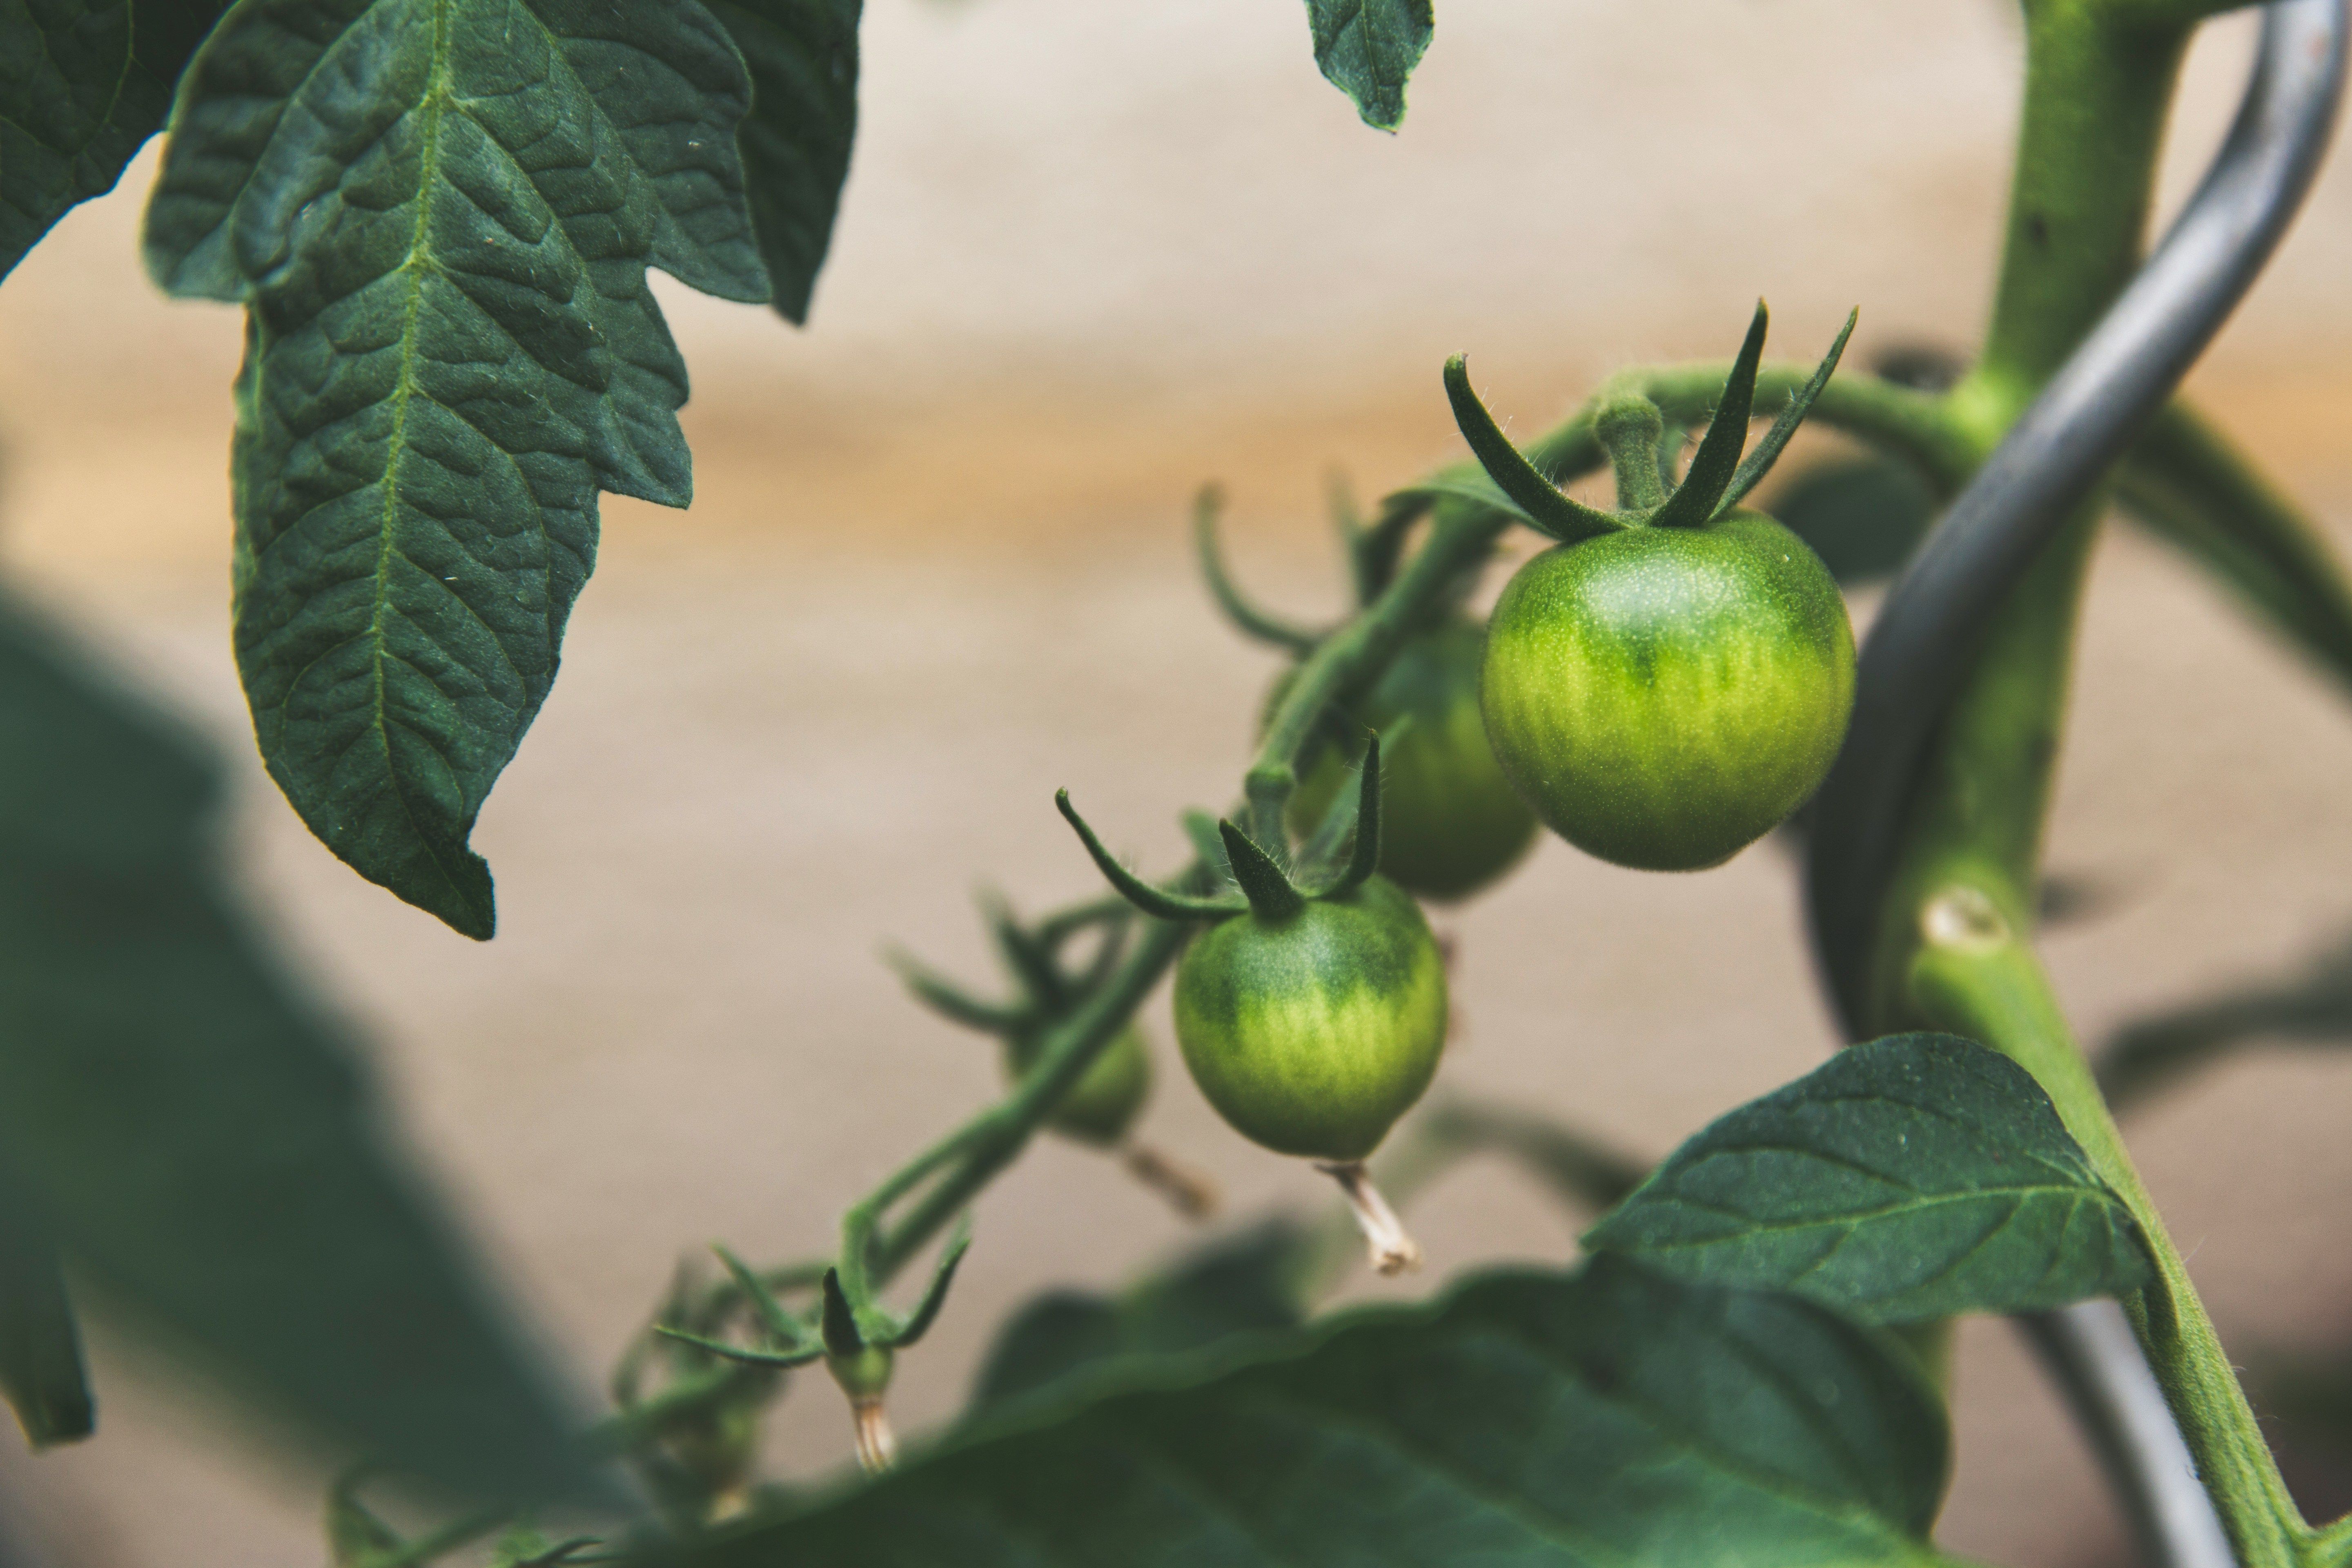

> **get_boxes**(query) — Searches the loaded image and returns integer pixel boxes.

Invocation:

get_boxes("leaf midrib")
[365,0,466,899]
[1630,1175,2121,1247]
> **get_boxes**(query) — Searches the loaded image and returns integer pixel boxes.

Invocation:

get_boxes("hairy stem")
[1907,935,2308,1567]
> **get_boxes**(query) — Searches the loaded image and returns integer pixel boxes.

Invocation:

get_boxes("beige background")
[2,1,2351,1562]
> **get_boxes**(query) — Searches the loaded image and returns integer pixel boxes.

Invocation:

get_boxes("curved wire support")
[1807,0,2345,1022]
[1804,6,2346,1565]
[2020,1303,2237,1568]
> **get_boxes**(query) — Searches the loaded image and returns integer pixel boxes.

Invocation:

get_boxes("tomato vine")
[4,1,2352,1566]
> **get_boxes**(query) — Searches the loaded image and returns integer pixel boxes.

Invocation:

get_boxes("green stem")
[1971,4,2193,403]
[1862,5,2314,1559]
[870,915,1191,1278]
[1907,937,2308,1568]
[1246,505,1519,843]
[354,1509,509,1568]
[1605,363,1974,494]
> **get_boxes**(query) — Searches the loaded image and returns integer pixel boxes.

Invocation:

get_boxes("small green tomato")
[1172,875,1446,1163]
[1481,509,1855,871]
[1283,618,1539,902]
[1005,1022,1151,1148]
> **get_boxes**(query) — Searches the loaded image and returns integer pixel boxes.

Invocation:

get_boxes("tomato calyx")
[1057,731,1389,925]
[1065,737,1446,1274]
[648,1223,971,1474]
[1444,300,1858,543]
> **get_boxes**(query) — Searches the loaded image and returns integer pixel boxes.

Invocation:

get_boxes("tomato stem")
[1120,1143,1220,1221]
[1316,1160,1422,1276]
[1593,396,1668,512]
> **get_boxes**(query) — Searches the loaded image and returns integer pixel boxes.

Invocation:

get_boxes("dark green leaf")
[1649,301,1767,530]
[698,1257,1951,1567]
[0,588,598,1502]
[0,1187,92,1448]
[142,0,770,938]
[706,0,861,324]
[327,1470,404,1566]
[1305,0,1432,132]
[969,1219,1309,1412]
[0,0,228,281]
[1586,1033,2151,1322]
[1768,454,1940,585]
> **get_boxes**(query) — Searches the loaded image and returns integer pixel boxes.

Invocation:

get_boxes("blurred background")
[3,0,2352,1561]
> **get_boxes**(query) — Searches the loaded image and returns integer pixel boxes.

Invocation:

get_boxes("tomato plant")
[4,1,2352,1567]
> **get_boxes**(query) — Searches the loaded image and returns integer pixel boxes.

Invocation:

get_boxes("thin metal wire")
[1801,5,2347,1565]
[2022,1302,2236,1568]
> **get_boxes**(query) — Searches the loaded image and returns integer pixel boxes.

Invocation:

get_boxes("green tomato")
[1481,510,1853,871]
[1006,1022,1151,1147]
[1172,877,1446,1162]
[1283,618,1540,902]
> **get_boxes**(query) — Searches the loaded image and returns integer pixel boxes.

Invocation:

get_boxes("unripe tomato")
[1006,1023,1150,1147]
[1283,618,1539,902]
[1480,510,1854,871]
[1172,877,1446,1161]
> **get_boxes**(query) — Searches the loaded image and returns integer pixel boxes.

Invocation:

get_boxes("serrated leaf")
[0,0,229,281]
[0,588,599,1503]
[142,0,771,938]
[1586,1033,2152,1322]
[1305,0,1432,131]
[0,1187,93,1448]
[706,0,860,324]
[695,1257,1952,1568]
[969,1219,1309,1412]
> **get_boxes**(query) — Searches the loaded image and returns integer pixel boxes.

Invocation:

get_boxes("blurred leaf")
[706,0,862,324]
[969,1220,1309,1412]
[2117,402,2352,700]
[327,1471,404,1567]
[2097,923,2352,1111]
[1769,453,1940,586]
[696,1257,1953,1568]
[0,590,599,1503]
[492,1524,603,1567]
[0,1188,92,1447]
[1305,0,1432,131]
[1587,1034,2150,1322]
[0,0,229,281]
[141,0,771,937]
